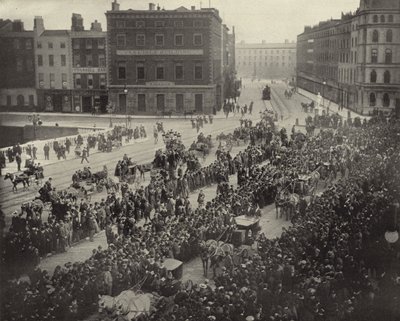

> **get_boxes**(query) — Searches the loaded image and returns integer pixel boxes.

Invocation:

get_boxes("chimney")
[157,4,160,10]
[71,13,84,31]
[12,20,24,32]
[149,3,155,10]
[112,0,120,11]
[90,20,102,31]
[191,6,196,10]
[34,16,45,36]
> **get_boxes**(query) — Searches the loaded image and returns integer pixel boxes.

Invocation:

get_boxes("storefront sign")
[72,67,107,74]
[146,81,175,86]
[116,49,204,56]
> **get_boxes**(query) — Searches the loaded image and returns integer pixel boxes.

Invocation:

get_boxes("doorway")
[157,94,165,112]
[53,94,62,112]
[176,94,184,113]
[195,94,203,113]
[119,94,127,113]
[82,96,92,113]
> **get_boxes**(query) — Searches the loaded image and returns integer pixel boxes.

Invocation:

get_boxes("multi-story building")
[33,16,73,112]
[236,40,296,79]
[0,19,36,110]
[106,1,234,115]
[71,14,108,113]
[297,0,400,115]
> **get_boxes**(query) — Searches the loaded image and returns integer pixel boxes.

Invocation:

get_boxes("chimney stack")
[157,4,160,10]
[149,3,155,10]
[12,20,24,32]
[191,6,196,10]
[34,16,45,36]
[91,20,102,31]
[112,0,120,11]
[71,13,84,31]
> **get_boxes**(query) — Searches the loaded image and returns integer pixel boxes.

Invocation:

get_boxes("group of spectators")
[2,112,400,321]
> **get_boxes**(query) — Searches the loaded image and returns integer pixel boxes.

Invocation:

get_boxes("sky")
[1,0,360,43]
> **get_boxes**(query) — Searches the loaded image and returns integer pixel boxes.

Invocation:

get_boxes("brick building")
[71,14,108,113]
[33,17,73,112]
[236,40,296,80]
[0,19,36,110]
[297,0,400,115]
[106,1,234,115]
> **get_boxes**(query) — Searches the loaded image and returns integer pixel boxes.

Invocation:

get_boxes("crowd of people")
[1,111,400,321]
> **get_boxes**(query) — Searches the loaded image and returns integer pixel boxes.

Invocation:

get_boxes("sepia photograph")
[0,0,399,320]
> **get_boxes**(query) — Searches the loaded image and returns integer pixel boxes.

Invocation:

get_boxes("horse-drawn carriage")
[301,101,315,113]
[262,85,271,100]
[189,133,213,158]
[71,166,109,194]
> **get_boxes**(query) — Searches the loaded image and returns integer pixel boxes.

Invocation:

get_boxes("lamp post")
[124,85,128,128]
[28,114,42,140]
[322,81,327,111]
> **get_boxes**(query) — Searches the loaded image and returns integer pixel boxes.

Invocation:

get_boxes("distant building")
[0,19,36,110]
[70,14,108,113]
[33,16,73,112]
[236,40,296,79]
[106,1,235,115]
[297,0,400,115]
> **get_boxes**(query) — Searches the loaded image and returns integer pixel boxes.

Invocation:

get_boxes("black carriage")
[262,85,271,100]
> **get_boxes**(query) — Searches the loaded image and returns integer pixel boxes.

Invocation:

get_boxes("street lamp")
[124,84,128,128]
[28,114,42,140]
[322,81,327,110]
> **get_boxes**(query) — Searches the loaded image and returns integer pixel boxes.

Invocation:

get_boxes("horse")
[105,177,119,193]
[4,173,30,192]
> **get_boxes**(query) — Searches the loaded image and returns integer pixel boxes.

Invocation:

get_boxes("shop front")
[71,90,108,113]
[37,90,72,113]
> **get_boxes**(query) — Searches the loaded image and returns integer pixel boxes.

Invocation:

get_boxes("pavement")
[14,78,321,286]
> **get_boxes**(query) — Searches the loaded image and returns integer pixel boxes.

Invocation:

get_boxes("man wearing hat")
[81,147,89,164]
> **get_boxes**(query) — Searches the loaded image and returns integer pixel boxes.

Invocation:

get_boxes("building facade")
[106,1,234,115]
[33,17,73,112]
[71,14,108,113]
[236,40,296,79]
[0,19,36,110]
[297,0,400,115]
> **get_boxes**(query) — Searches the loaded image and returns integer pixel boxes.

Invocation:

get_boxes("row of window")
[370,70,391,84]
[339,68,356,84]
[238,56,292,61]
[372,29,393,43]
[238,62,293,67]
[371,48,392,64]
[369,92,391,107]
[37,54,67,67]
[72,38,105,50]
[73,54,106,68]
[116,33,203,48]
[237,49,295,55]
[38,73,68,89]
[115,19,205,29]
[13,38,32,50]
[117,63,203,81]
[74,74,106,89]
[15,57,34,72]
[372,14,394,24]
[5,95,35,107]
[37,41,66,49]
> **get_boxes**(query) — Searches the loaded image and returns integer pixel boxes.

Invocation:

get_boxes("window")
[86,55,93,67]
[383,93,390,107]
[155,34,164,46]
[17,95,24,106]
[25,39,32,50]
[175,64,184,80]
[174,21,183,28]
[385,49,392,63]
[193,20,202,28]
[194,64,203,80]
[38,73,44,88]
[384,70,391,83]
[74,55,81,67]
[116,20,126,28]
[7,95,11,106]
[136,34,145,46]
[73,39,80,49]
[369,93,376,107]
[61,55,66,66]
[16,57,23,72]
[175,34,184,46]
[75,74,81,88]
[100,74,106,89]
[14,39,20,49]
[98,38,105,49]
[86,39,92,49]
[62,73,67,88]
[50,73,55,89]
[137,64,145,80]
[380,15,385,23]
[136,21,145,28]
[99,54,106,67]
[371,49,378,63]
[373,15,378,23]
[372,30,379,42]
[193,34,203,46]
[386,29,393,42]
[48,42,53,49]
[370,70,377,83]
[118,62,126,79]
[37,41,42,48]
[87,74,93,89]
[117,34,126,47]
[26,58,33,71]
[38,55,43,66]
[60,42,66,48]
[155,21,165,27]
[388,15,393,23]
[156,66,164,80]
[49,55,54,66]
[138,94,146,112]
